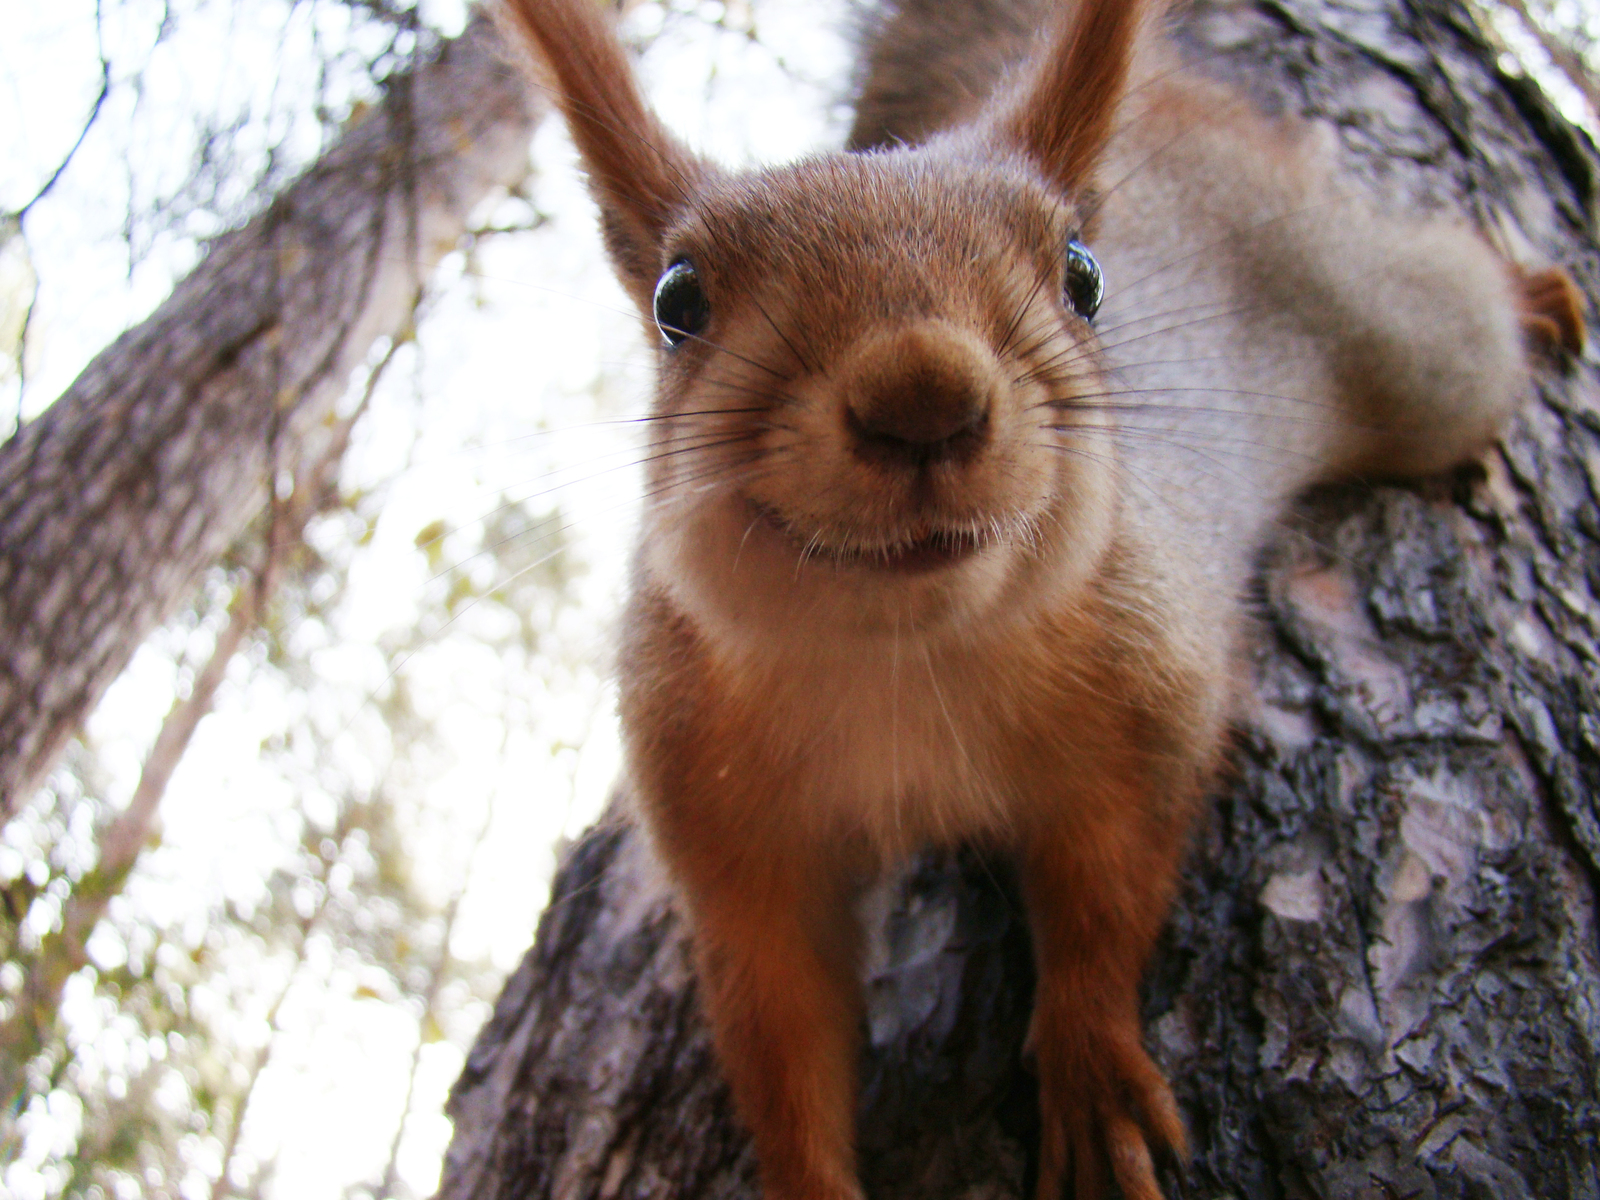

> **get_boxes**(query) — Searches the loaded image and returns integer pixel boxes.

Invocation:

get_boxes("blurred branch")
[375,722,505,1200]
[209,817,353,1200]
[1493,0,1600,121]
[11,0,111,226]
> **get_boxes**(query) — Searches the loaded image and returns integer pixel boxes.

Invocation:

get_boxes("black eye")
[1063,239,1103,322]
[654,259,710,346]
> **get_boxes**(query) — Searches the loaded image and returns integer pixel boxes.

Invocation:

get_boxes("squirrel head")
[497,0,1146,645]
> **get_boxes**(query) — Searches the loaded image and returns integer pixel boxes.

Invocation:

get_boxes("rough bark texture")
[439,0,1600,1196]
[0,13,541,815]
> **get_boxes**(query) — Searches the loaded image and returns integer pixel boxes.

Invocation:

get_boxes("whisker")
[996,271,1053,359]
[1037,384,1356,422]
[1046,422,1314,475]
[678,329,794,381]
[412,427,771,574]
[698,374,807,409]
[750,294,819,376]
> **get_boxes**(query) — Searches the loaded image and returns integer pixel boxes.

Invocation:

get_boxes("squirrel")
[494,0,1585,1197]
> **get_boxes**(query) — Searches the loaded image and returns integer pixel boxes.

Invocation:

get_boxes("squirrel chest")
[619,567,1228,859]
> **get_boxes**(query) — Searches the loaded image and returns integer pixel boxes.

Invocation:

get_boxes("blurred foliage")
[1480,0,1600,129]
[1,469,586,1197]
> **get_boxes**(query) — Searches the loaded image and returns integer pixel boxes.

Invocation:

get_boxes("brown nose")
[843,323,997,469]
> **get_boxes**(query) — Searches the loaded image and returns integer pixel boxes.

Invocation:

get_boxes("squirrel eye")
[654,259,710,346]
[1063,239,1103,322]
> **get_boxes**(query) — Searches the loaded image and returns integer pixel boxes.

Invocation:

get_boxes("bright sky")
[0,1,850,1196]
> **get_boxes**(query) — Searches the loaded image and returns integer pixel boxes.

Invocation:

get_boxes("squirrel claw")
[1034,1020,1186,1200]
[1515,265,1586,358]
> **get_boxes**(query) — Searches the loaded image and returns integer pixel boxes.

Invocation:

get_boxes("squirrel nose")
[848,379,989,467]
[843,324,997,468]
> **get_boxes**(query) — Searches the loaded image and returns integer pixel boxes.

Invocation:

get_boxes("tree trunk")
[0,13,541,815]
[436,0,1600,1197]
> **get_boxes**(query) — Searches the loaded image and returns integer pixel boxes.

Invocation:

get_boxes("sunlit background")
[1,1,850,1195]
[1,0,1594,1196]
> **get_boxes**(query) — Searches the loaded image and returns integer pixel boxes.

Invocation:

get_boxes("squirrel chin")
[638,475,1119,649]
[747,501,993,574]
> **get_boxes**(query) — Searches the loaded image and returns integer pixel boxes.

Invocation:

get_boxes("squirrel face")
[639,152,1119,642]
[493,0,1142,645]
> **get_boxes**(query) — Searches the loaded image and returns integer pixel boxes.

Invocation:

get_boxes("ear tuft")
[1003,0,1147,196]
[496,0,708,307]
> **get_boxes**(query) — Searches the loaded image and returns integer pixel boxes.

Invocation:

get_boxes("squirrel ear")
[1000,0,1146,196]
[496,0,708,309]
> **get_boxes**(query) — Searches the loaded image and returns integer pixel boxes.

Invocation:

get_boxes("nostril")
[847,378,991,467]
[848,405,990,467]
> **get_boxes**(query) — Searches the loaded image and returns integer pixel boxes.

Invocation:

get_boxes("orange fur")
[1515,263,1587,357]
[492,0,708,308]
[1001,0,1147,193]
[494,0,1584,1197]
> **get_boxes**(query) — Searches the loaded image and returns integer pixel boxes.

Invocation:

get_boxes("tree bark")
[0,13,541,815]
[437,0,1600,1197]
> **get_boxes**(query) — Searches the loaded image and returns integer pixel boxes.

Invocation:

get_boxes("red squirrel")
[494,0,1584,1197]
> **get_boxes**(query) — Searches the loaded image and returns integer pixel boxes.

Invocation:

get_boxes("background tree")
[0,2,843,1195]
[0,7,539,817]
[436,0,1600,1196]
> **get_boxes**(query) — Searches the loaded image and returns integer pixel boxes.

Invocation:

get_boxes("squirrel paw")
[1031,1012,1186,1200]
[1515,265,1586,358]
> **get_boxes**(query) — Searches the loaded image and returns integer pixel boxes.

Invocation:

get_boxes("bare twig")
[374,723,505,1200]
[207,854,337,1200]
[13,0,112,225]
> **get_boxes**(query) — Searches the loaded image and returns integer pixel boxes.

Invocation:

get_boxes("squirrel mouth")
[753,505,984,574]
[844,529,983,573]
